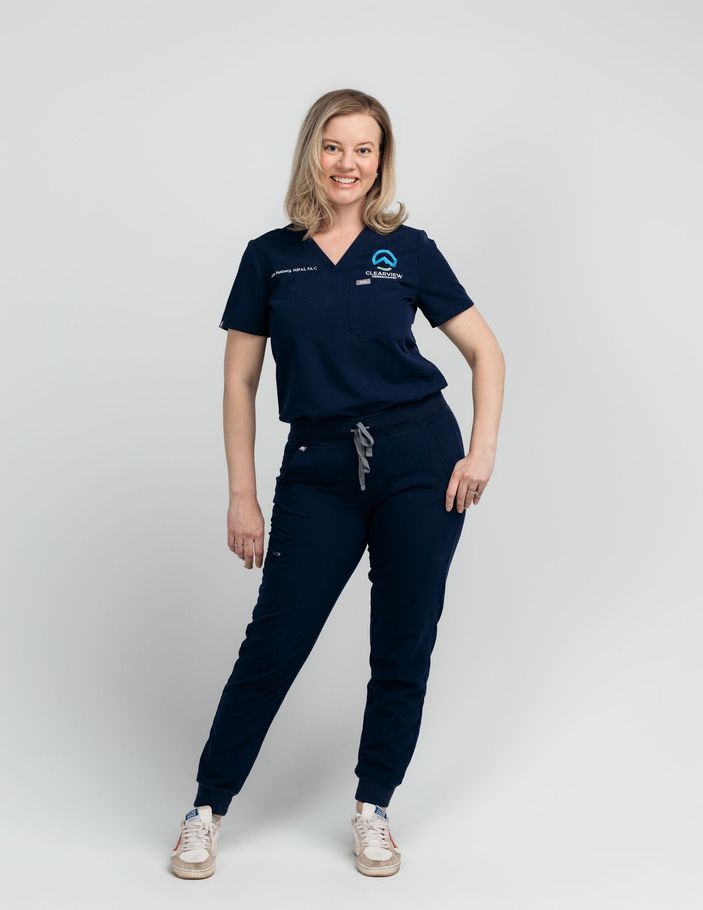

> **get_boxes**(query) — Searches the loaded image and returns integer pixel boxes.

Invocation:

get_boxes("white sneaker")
[170,805,221,879]
[351,803,401,876]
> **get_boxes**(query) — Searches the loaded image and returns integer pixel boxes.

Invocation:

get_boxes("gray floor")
[8,747,700,909]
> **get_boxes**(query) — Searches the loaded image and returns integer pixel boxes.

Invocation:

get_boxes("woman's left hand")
[445,449,495,513]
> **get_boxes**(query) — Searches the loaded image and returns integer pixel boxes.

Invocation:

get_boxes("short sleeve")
[416,229,475,328]
[219,240,270,336]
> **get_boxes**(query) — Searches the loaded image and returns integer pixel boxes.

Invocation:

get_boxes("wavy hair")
[284,88,408,238]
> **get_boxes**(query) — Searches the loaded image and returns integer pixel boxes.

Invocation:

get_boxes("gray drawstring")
[350,422,374,491]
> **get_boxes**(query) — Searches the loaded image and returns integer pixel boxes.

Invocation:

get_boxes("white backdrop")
[2,1,701,907]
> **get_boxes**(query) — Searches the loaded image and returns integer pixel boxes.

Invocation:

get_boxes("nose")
[341,149,356,170]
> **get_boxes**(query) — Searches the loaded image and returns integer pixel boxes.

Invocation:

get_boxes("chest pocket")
[348,279,413,340]
[270,272,339,336]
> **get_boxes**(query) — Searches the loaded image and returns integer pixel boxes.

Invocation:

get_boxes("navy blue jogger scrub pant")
[194,390,466,814]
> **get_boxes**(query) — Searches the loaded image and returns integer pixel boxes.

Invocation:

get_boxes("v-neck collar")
[307,225,370,269]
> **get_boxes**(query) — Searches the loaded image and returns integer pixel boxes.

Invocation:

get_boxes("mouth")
[330,175,360,186]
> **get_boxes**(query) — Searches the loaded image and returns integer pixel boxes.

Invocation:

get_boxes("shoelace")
[181,817,213,852]
[355,815,394,850]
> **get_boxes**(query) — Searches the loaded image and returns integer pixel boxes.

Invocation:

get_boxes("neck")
[328,204,366,234]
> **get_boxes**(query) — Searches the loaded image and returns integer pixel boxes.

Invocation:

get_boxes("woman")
[170,88,505,880]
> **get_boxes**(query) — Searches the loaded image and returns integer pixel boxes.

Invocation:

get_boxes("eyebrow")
[322,137,376,147]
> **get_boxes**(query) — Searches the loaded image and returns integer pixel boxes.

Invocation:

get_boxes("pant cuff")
[194,783,234,816]
[355,778,396,807]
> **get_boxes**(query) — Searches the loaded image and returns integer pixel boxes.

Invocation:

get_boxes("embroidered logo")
[356,248,402,283]
[271,266,318,278]
[371,249,397,271]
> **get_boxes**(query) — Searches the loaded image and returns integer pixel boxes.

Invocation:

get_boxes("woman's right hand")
[227,494,266,569]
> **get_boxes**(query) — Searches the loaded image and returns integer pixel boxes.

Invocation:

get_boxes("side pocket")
[421,409,463,478]
[278,440,303,478]
[446,408,465,462]
[277,439,315,481]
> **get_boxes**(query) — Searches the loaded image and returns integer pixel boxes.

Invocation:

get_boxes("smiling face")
[319,113,382,211]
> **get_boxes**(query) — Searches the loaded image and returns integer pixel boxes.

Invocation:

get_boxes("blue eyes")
[324,144,372,155]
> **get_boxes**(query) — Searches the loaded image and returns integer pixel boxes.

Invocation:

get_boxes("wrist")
[467,441,497,457]
[229,487,257,501]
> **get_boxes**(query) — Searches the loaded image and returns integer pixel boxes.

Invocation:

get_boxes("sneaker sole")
[355,858,401,876]
[170,862,216,880]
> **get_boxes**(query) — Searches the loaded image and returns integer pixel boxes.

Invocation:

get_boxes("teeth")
[332,176,357,183]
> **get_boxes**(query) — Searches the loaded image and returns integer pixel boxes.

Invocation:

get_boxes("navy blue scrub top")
[218,223,475,423]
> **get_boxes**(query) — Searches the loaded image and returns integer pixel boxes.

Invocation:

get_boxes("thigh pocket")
[420,408,465,478]
[348,279,413,340]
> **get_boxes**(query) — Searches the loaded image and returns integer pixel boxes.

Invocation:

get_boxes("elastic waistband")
[288,391,448,444]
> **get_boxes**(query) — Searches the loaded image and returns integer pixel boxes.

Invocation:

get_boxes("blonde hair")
[284,89,408,238]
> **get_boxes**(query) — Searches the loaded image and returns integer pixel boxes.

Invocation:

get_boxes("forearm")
[466,345,505,456]
[223,379,258,499]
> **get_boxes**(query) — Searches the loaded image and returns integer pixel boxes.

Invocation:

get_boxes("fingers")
[445,466,486,513]
[445,474,460,512]
[230,532,265,568]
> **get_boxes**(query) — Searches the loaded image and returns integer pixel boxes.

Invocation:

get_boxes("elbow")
[467,340,504,371]
[224,373,259,397]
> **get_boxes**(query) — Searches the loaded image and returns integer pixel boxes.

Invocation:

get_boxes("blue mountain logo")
[371,249,397,271]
